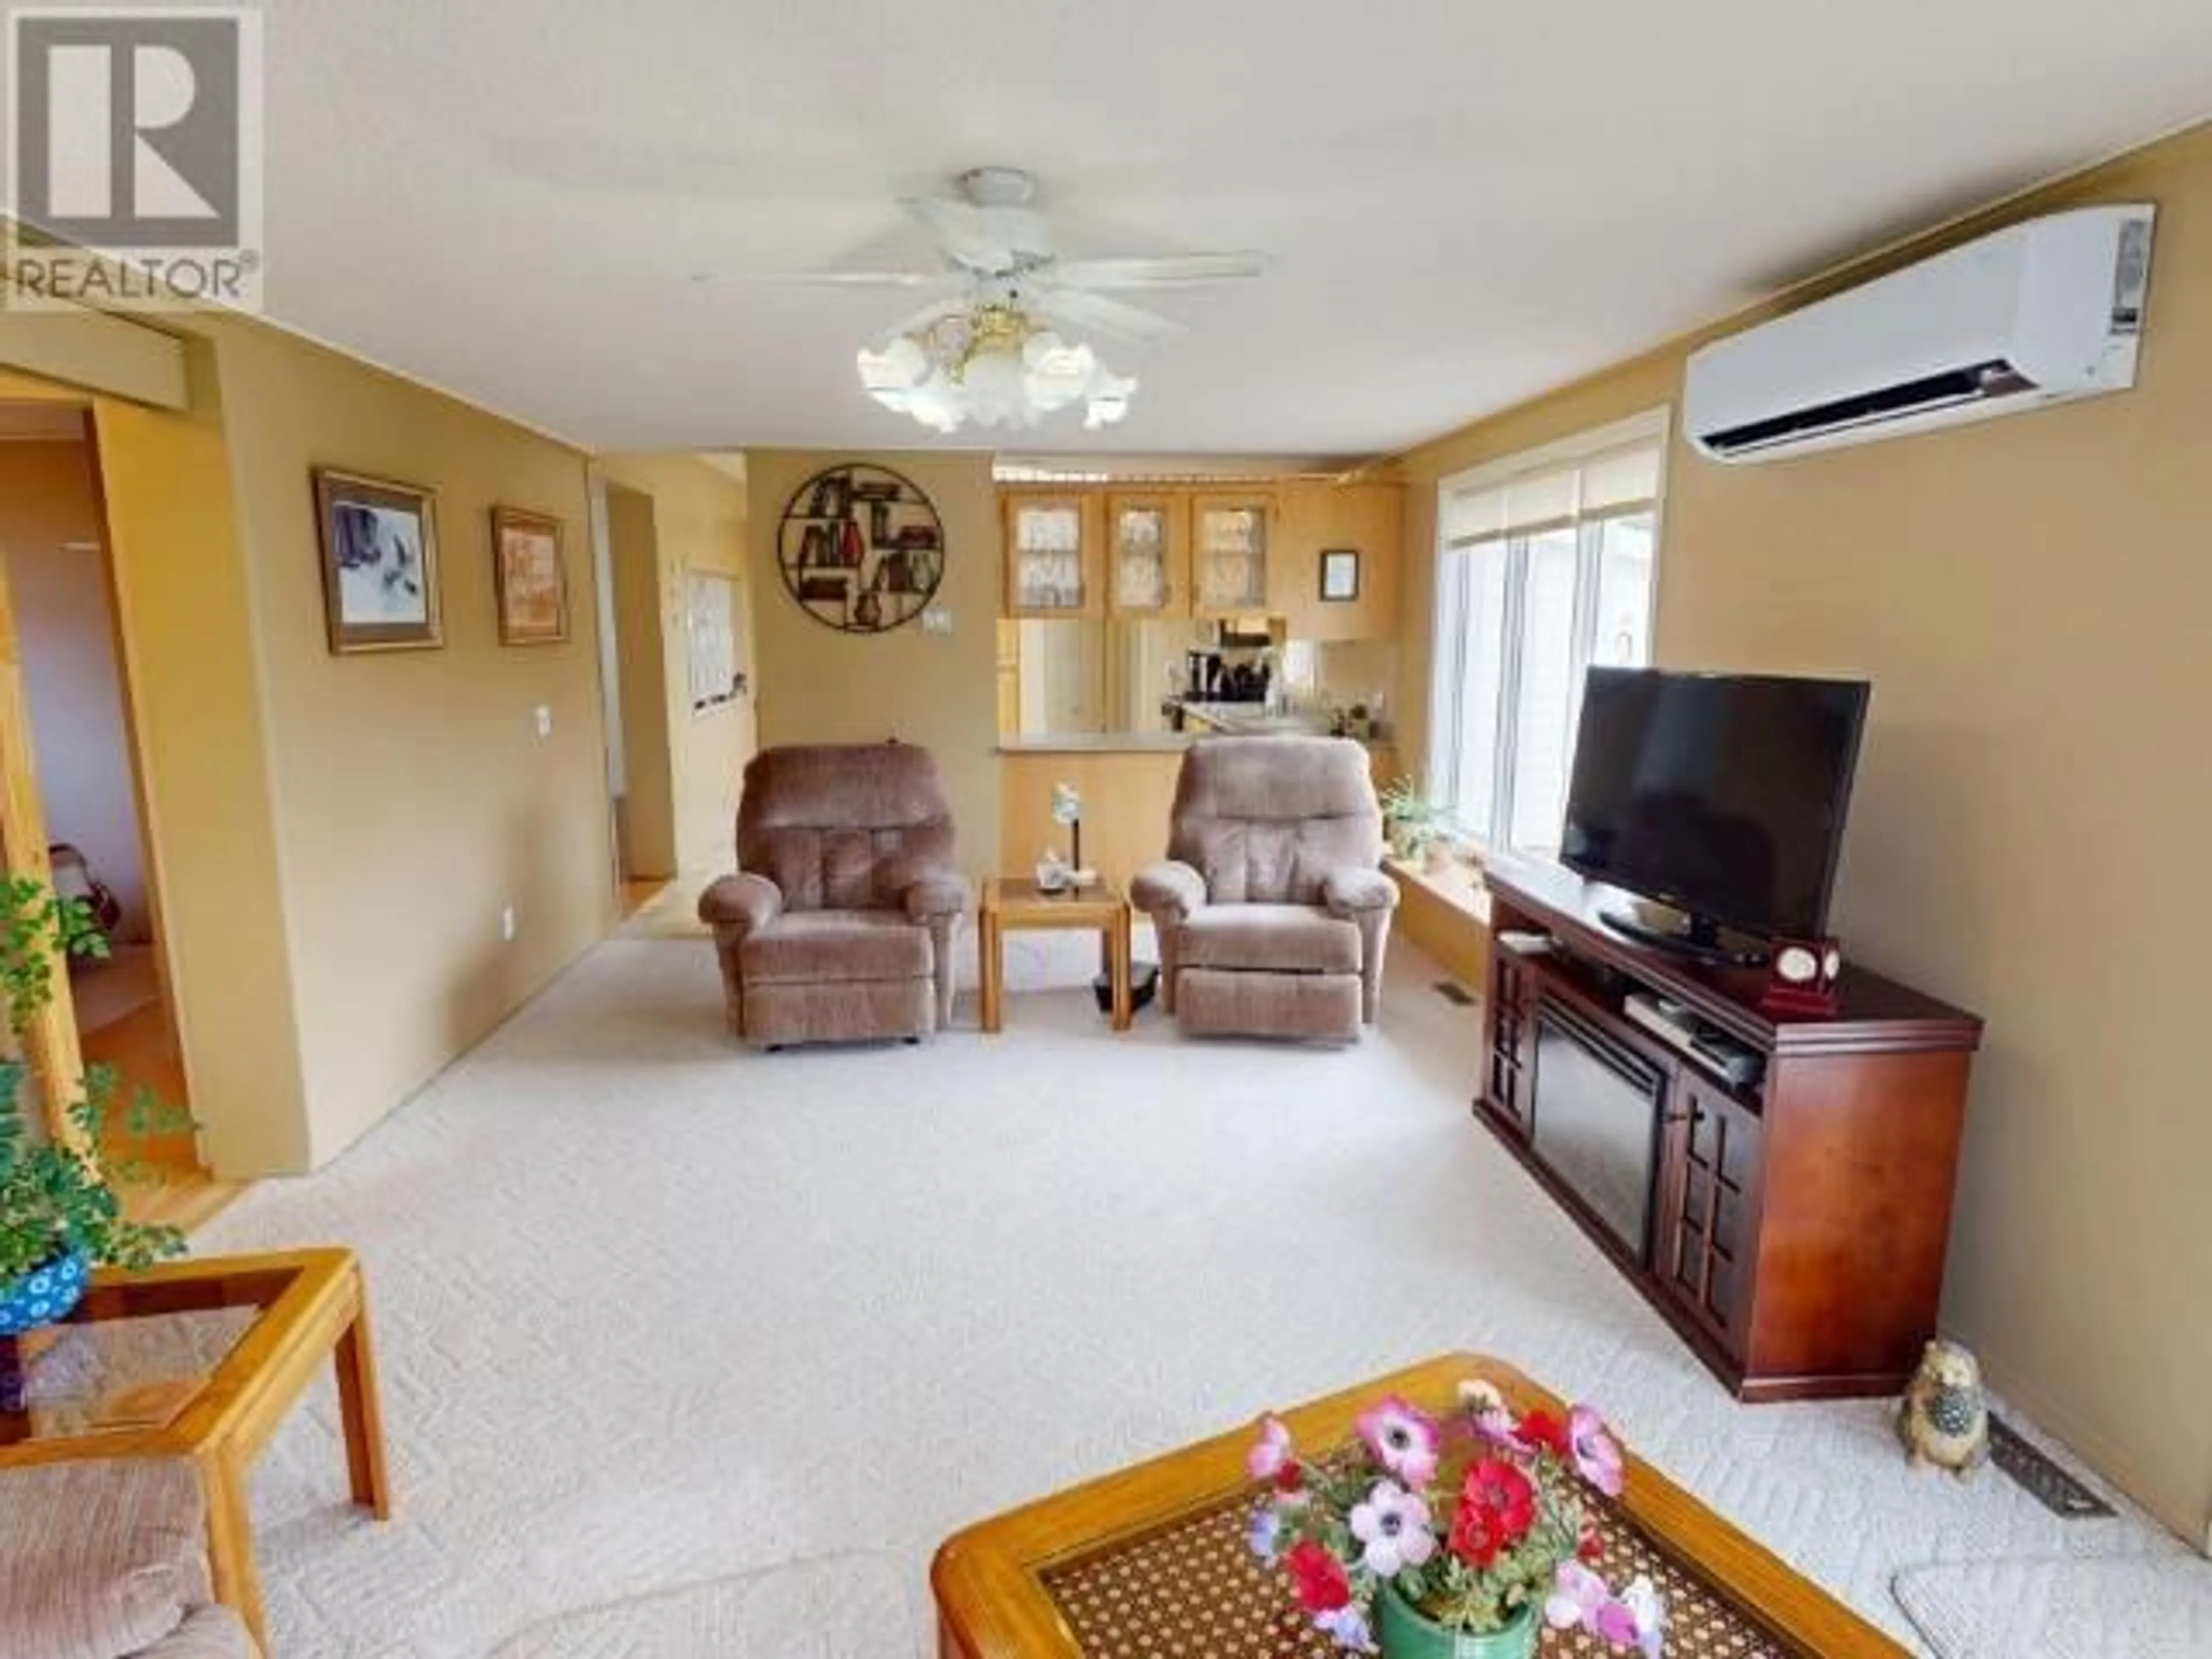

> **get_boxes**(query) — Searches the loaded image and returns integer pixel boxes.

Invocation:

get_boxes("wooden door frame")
[0,546,88,1147]
[0,407,186,1153]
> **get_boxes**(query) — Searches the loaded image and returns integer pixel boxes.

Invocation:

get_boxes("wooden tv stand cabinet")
[1476,857,1983,1402]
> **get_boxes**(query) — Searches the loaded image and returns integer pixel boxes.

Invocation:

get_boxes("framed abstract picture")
[313,468,442,653]
[491,506,569,645]
[1319,547,1362,603]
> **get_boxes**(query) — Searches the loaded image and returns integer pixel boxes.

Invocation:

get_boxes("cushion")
[1177,904,1362,976]
[1178,966,1363,1043]
[743,979,936,1048]
[0,1458,211,1659]
[735,745,957,912]
[1184,820,1381,906]
[1166,738,1383,905]
[739,911,931,986]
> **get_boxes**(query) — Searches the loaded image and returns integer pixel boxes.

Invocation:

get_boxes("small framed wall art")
[491,506,569,645]
[1319,547,1362,603]
[314,468,442,653]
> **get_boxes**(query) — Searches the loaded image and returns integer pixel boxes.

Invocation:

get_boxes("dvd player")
[1623,993,1765,1089]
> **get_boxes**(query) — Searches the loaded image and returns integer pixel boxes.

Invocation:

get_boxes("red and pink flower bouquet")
[1247,1379,1664,1657]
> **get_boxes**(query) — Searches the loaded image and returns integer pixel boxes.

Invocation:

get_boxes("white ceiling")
[254,0,2212,457]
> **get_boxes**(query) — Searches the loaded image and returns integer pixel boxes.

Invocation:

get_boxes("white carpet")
[1893,1555,2212,1657]
[489,1554,917,1658]
[202,934,2184,1657]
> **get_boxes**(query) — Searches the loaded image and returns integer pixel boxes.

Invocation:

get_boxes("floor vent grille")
[1432,980,1477,1007]
[1988,1415,2116,1518]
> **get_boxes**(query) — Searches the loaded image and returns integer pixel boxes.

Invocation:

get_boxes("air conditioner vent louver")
[1702,359,2032,457]
[1685,206,2154,463]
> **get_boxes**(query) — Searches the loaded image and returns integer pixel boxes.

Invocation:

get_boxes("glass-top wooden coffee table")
[979,877,1134,1033]
[0,1247,390,1653]
[933,1353,1906,1658]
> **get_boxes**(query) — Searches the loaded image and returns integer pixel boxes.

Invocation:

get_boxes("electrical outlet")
[533,704,553,738]
[500,906,516,943]
[922,608,953,634]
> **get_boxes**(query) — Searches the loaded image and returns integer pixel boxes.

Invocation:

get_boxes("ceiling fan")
[714,168,1267,431]
[722,166,1267,340]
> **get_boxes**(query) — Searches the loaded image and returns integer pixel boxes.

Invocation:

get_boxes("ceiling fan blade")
[1035,289,1183,343]
[696,270,958,290]
[899,195,1052,271]
[881,296,970,338]
[1048,252,1268,289]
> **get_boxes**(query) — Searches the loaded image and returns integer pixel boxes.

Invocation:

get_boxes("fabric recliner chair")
[698,744,972,1048]
[0,1459,262,1657]
[1132,736,1399,1043]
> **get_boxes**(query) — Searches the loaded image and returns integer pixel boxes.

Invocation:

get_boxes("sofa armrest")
[697,873,783,936]
[903,872,974,923]
[139,1605,261,1658]
[1323,866,1400,917]
[1132,861,1208,925]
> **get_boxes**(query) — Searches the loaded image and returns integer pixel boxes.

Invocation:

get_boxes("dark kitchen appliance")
[1183,649,1222,699]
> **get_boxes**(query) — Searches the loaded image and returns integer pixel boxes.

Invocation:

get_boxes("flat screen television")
[1559,668,1870,960]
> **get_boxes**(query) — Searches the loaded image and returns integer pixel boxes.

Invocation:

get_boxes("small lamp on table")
[1051,782,1083,879]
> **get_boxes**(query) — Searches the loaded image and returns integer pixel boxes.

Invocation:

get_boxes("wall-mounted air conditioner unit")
[1684,205,2155,463]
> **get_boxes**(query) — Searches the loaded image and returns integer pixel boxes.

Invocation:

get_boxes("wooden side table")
[979,877,1132,1033]
[0,1248,391,1654]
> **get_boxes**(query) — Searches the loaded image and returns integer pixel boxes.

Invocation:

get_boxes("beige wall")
[0,439,150,939]
[204,323,612,1168]
[744,451,1001,877]
[3,309,619,1175]
[597,454,753,876]
[1395,123,2212,1543]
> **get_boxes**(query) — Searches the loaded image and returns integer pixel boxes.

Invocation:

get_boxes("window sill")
[1385,857,1492,927]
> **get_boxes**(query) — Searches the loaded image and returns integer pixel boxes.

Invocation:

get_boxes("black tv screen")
[1559,669,1870,940]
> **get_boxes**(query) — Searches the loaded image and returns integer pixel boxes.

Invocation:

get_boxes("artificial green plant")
[0,874,187,1285]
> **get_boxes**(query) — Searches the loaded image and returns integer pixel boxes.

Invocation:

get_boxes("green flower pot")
[1375,1583,1539,1659]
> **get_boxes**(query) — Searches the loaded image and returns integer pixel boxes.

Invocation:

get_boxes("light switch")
[533,704,552,738]
[922,608,953,634]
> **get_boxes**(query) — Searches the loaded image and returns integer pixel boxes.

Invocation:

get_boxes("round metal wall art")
[776,463,945,633]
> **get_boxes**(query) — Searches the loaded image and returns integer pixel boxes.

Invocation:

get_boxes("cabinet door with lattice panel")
[1657,1078,1762,1350]
[1190,492,1274,617]
[1105,492,1188,616]
[1005,493,1101,618]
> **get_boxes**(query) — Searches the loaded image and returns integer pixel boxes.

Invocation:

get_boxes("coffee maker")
[1183,648,1224,700]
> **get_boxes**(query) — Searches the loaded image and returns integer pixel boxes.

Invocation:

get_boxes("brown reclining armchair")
[1132,736,1398,1043]
[699,744,972,1048]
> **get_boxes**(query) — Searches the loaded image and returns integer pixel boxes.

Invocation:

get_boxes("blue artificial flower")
[1247,1505,1281,1566]
[1315,1604,1378,1654]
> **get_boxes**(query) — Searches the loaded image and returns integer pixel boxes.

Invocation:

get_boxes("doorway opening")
[0,400,220,1226]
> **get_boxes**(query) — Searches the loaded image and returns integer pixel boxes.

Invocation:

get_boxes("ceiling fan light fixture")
[1082,370,1137,429]
[855,302,1136,433]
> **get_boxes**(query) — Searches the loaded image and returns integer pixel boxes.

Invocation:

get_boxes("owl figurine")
[1897,1338,1990,1477]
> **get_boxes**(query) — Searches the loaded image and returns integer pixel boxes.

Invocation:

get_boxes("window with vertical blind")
[1427,413,1666,856]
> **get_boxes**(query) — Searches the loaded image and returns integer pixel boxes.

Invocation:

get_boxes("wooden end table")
[979,877,1133,1033]
[0,1247,391,1654]
[933,1351,1906,1658]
